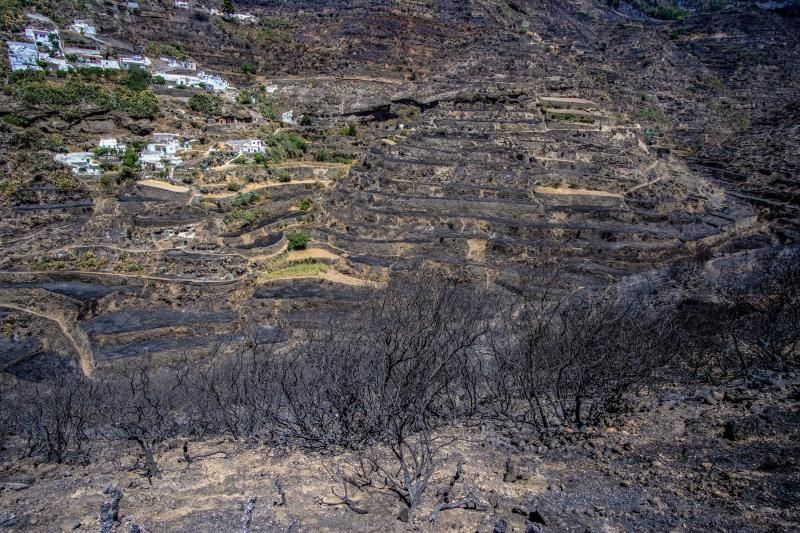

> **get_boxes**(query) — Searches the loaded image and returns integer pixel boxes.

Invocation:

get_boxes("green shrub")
[48,172,79,190]
[188,92,222,116]
[287,231,310,250]
[112,88,159,118]
[119,167,138,181]
[341,123,357,137]
[11,78,158,119]
[74,251,106,270]
[122,147,139,169]
[144,42,188,59]
[123,65,152,92]
[0,179,16,201]
[224,208,260,225]
[313,149,354,164]
[231,191,258,206]
[265,133,308,162]
[274,170,292,182]
[122,261,144,272]
[1,114,24,126]
[227,181,243,191]
[0,0,24,31]
[298,198,312,211]
[241,63,256,75]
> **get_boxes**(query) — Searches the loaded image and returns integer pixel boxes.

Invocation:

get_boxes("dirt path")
[52,244,249,262]
[202,179,331,200]
[535,186,622,198]
[0,270,247,285]
[0,303,94,377]
[625,161,663,195]
[285,248,340,262]
[267,74,405,85]
[257,268,375,287]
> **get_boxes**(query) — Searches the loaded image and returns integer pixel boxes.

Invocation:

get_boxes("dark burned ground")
[0,372,797,532]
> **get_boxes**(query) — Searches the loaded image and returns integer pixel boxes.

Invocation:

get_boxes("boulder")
[78,119,115,134]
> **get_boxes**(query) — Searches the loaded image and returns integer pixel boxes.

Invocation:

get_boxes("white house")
[54,152,101,176]
[281,110,298,126]
[153,71,195,88]
[231,13,257,23]
[76,55,120,69]
[139,151,182,171]
[42,56,71,72]
[99,138,125,152]
[223,139,266,154]
[174,0,191,8]
[24,28,58,47]
[159,56,197,71]
[118,55,152,69]
[6,41,41,71]
[78,163,102,176]
[198,71,228,92]
[126,2,140,10]
[69,20,96,36]
[147,133,181,155]
[153,71,229,92]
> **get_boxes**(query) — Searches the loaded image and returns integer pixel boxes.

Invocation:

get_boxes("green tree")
[221,0,235,14]
[188,92,222,116]
[124,66,152,91]
[287,231,310,250]
[241,63,256,75]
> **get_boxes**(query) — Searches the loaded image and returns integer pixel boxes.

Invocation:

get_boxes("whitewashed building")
[6,41,41,71]
[198,71,228,92]
[99,138,125,152]
[119,55,152,69]
[24,28,58,46]
[139,151,182,171]
[174,0,191,8]
[159,56,197,71]
[147,133,181,155]
[54,152,101,176]
[231,13,257,23]
[281,110,298,126]
[223,139,266,154]
[78,55,120,69]
[42,56,71,72]
[69,20,97,36]
[153,71,229,92]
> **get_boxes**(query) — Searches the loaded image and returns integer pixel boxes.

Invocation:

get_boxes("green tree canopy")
[123,65,152,92]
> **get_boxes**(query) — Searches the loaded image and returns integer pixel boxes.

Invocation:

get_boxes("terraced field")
[0,0,796,377]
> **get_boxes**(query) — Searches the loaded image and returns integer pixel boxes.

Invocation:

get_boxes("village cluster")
[54,134,267,180]
[6,19,230,93]
[4,4,273,183]
[6,0,257,83]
